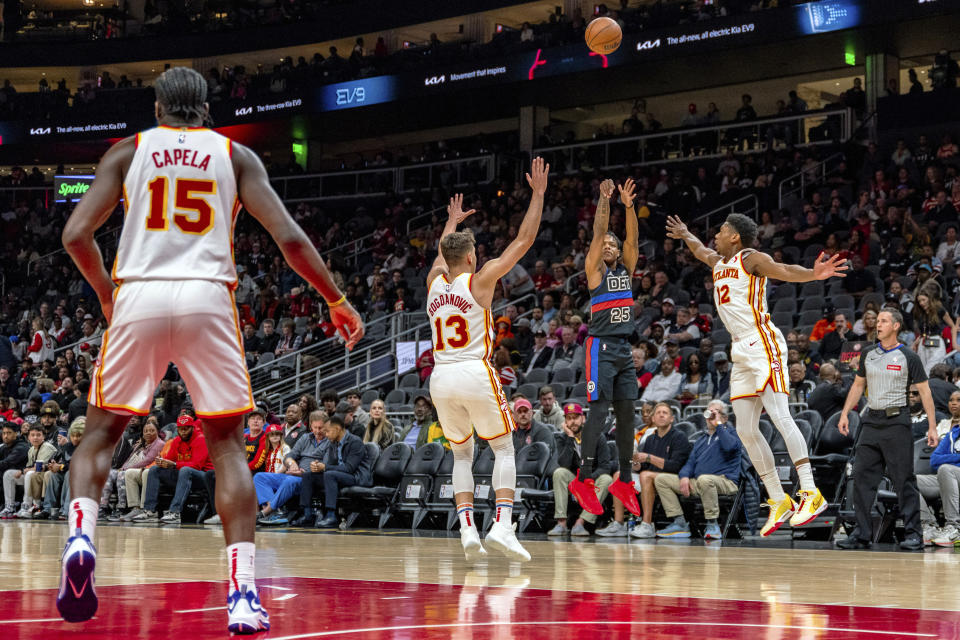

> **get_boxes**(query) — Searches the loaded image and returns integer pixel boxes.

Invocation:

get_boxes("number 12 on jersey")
[434,315,470,350]
[145,177,217,235]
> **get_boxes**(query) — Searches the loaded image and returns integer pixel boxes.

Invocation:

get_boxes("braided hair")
[154,67,211,125]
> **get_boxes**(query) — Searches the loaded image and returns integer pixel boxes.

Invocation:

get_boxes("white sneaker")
[159,511,181,524]
[226,585,270,634]
[120,508,143,522]
[15,507,32,519]
[460,526,487,563]
[56,534,98,622]
[484,521,531,562]
[629,521,656,539]
[204,513,222,525]
[596,521,628,537]
[933,524,960,547]
[923,523,941,546]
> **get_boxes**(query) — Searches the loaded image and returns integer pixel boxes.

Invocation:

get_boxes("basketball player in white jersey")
[426,157,548,563]
[666,214,847,535]
[56,67,363,633]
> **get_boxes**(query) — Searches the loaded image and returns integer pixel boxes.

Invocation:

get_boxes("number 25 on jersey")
[434,315,469,351]
[145,177,217,235]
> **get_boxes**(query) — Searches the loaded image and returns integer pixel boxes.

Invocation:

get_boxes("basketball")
[585,16,622,54]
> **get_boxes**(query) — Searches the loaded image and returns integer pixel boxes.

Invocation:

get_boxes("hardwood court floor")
[2,521,960,639]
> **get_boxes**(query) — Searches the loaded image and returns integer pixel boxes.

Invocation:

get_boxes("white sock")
[759,471,787,503]
[68,497,98,541]
[796,462,816,491]
[456,503,474,530]
[227,542,256,593]
[495,498,513,524]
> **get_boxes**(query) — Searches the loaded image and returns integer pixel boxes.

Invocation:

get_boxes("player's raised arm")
[619,178,639,274]
[426,193,476,286]
[62,136,137,323]
[665,215,722,268]
[471,156,548,308]
[584,178,615,289]
[232,142,364,349]
[743,250,848,283]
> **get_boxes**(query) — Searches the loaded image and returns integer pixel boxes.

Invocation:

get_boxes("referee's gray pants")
[853,423,922,541]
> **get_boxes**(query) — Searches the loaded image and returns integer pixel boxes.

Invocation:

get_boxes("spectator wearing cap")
[666,307,701,348]
[2,424,57,518]
[549,403,617,537]
[711,351,731,397]
[514,317,534,355]
[281,403,308,448]
[658,298,678,329]
[547,326,584,376]
[294,415,367,528]
[653,400,741,539]
[35,417,85,519]
[37,400,60,442]
[522,329,553,375]
[133,415,213,523]
[533,386,564,431]
[399,394,446,449]
[642,357,682,403]
[117,420,166,521]
[511,398,556,457]
[254,424,301,525]
[810,305,840,342]
[344,389,370,431]
[244,409,268,473]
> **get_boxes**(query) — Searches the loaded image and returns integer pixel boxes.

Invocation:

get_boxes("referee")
[836,309,938,550]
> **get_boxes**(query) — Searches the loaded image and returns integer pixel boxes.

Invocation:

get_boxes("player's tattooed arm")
[427,193,476,286]
[585,179,615,288]
[665,215,721,268]
[743,250,848,282]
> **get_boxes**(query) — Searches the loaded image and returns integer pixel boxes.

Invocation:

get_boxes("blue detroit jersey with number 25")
[588,264,634,338]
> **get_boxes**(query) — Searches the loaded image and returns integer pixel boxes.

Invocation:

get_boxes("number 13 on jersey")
[434,314,470,350]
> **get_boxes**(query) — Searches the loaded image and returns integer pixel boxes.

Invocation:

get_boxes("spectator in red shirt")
[416,348,434,383]
[133,416,213,523]
[245,410,268,473]
[532,260,554,291]
[633,347,654,389]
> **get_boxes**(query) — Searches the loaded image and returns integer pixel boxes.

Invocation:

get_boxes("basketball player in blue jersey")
[666,213,847,535]
[568,178,644,517]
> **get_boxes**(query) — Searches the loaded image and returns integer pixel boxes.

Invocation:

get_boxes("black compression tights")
[579,398,636,484]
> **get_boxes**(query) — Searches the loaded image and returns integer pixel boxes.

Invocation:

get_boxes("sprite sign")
[54,175,95,203]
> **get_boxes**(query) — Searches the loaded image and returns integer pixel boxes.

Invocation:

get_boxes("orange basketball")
[585,16,622,55]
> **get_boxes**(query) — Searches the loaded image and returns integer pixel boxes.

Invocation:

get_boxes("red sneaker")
[609,478,641,517]
[568,472,604,515]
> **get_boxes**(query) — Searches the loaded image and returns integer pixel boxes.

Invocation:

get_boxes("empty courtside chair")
[517,383,539,401]
[551,367,576,386]
[773,298,797,314]
[384,388,406,410]
[340,442,412,529]
[502,442,551,533]
[800,282,824,298]
[421,449,457,530]
[399,373,420,391]
[672,421,697,440]
[387,442,445,529]
[524,369,549,386]
[361,389,380,409]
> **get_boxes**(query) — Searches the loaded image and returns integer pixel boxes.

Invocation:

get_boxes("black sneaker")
[836,536,872,550]
[899,535,924,551]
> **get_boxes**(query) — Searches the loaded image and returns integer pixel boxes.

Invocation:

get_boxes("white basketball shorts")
[729,327,789,401]
[429,360,515,444]
[88,279,255,418]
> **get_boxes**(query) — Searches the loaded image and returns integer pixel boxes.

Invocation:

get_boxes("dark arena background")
[2,0,960,637]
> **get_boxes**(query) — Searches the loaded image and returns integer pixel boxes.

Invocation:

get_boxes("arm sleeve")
[248,436,267,472]
[906,348,928,384]
[27,333,43,353]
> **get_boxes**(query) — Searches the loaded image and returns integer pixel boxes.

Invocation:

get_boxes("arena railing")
[268,155,496,202]
[534,108,853,174]
[690,193,760,231]
[777,152,846,211]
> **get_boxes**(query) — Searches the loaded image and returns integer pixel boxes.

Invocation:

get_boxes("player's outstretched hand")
[330,300,365,351]
[813,252,849,280]
[665,215,688,239]
[598,178,615,199]
[525,156,550,195]
[617,178,636,208]
[446,193,476,225]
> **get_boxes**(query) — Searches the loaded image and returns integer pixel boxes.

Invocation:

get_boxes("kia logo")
[30,127,51,135]
[423,75,446,86]
[636,38,661,51]
[235,107,253,116]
